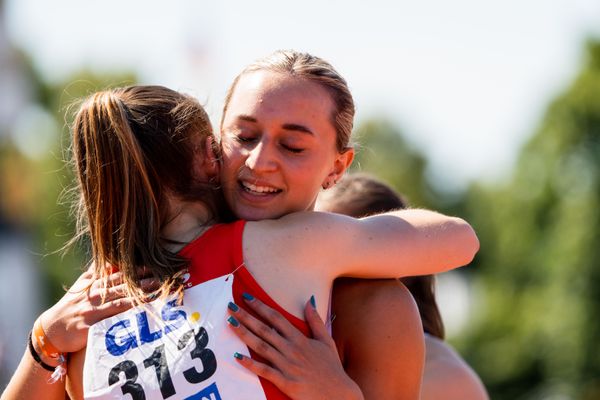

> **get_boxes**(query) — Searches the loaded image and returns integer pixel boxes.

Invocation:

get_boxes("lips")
[239,180,282,197]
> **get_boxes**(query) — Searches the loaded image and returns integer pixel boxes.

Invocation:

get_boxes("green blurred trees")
[43,73,138,300]
[459,41,600,399]
[351,41,600,399]
[351,118,437,209]
[0,62,137,302]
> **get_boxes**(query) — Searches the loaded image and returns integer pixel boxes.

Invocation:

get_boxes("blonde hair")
[70,85,218,305]
[221,49,355,152]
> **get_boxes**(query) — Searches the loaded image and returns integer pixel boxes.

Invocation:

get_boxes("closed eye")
[282,144,304,154]
[234,135,257,144]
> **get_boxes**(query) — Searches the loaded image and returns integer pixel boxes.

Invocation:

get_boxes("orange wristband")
[32,318,63,360]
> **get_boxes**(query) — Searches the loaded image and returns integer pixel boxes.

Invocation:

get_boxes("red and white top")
[83,220,309,400]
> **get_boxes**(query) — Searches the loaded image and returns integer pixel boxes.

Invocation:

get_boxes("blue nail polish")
[234,352,244,360]
[227,316,239,327]
[310,295,316,309]
[228,302,239,312]
[242,292,255,301]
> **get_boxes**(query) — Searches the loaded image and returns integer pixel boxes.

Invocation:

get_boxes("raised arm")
[255,208,479,281]
[342,209,478,277]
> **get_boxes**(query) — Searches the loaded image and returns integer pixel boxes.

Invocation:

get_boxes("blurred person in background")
[317,173,489,400]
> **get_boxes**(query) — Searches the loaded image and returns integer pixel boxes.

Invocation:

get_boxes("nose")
[245,139,278,173]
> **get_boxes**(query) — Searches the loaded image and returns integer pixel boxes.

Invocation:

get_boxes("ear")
[202,136,220,179]
[322,147,354,189]
[192,136,220,182]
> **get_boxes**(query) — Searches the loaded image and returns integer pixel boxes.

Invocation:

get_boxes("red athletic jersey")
[83,221,309,400]
[182,220,310,400]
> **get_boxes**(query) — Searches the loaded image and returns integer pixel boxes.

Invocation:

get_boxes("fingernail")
[227,316,239,327]
[242,292,254,301]
[228,302,239,312]
[310,295,316,309]
[234,352,244,360]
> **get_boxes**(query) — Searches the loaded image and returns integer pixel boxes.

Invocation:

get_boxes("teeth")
[242,181,280,194]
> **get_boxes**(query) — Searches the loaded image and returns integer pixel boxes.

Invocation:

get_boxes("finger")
[81,267,95,279]
[96,264,167,280]
[304,297,335,345]
[92,276,159,298]
[242,294,304,341]
[233,353,286,388]
[226,314,286,367]
[227,302,289,351]
[102,283,129,302]
[67,269,95,291]
[94,297,135,319]
[85,282,128,307]
[89,271,125,291]
[95,262,120,279]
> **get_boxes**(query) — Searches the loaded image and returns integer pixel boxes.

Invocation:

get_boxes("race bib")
[83,275,267,400]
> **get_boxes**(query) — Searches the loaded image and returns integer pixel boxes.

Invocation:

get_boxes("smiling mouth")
[239,180,282,196]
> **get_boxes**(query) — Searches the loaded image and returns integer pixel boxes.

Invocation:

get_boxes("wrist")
[33,317,64,357]
[28,319,68,383]
[39,307,66,349]
[37,310,68,354]
[29,331,61,369]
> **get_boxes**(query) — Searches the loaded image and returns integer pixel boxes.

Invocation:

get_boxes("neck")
[162,199,212,251]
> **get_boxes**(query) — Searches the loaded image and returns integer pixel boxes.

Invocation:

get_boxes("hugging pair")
[2,50,480,400]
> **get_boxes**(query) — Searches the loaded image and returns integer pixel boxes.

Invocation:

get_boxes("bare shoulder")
[249,211,356,236]
[333,278,420,324]
[422,335,489,400]
[244,212,357,272]
[332,278,423,356]
[241,215,340,317]
[331,278,424,400]
[243,212,330,266]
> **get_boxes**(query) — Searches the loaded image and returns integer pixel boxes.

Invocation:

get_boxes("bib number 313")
[108,327,217,399]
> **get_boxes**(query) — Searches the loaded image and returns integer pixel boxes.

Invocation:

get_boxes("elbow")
[455,218,479,266]
[465,225,480,264]
[451,218,479,267]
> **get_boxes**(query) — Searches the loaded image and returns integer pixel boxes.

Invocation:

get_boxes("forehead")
[224,70,335,128]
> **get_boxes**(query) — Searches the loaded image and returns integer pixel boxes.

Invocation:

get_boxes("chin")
[235,206,282,221]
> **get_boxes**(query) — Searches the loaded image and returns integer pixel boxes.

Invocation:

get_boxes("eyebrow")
[236,115,314,136]
[237,115,257,123]
[282,123,314,135]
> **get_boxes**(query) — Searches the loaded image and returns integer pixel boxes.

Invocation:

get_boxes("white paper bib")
[83,275,267,400]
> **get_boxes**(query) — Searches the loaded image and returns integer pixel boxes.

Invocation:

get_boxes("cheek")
[301,151,336,179]
[286,162,327,193]
[221,136,243,157]
[220,145,243,177]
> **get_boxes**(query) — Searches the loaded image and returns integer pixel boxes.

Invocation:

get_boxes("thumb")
[304,296,334,344]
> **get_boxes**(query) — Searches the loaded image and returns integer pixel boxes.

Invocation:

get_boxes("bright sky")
[5,0,600,190]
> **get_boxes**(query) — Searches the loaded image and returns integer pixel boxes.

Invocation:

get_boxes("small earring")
[322,179,336,190]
